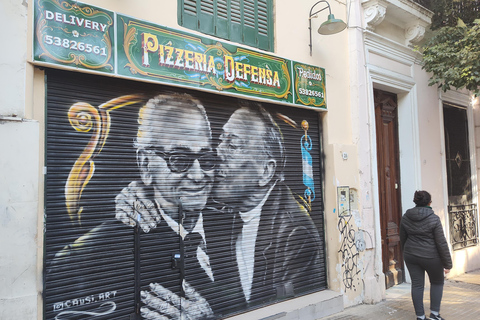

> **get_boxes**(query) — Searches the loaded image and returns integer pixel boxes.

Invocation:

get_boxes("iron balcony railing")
[448,203,479,250]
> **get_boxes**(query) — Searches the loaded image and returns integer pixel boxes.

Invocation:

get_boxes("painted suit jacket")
[45,213,216,320]
[204,183,324,317]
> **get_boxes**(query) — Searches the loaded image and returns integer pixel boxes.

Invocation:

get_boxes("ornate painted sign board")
[117,15,292,104]
[293,61,326,109]
[33,0,326,110]
[34,0,115,73]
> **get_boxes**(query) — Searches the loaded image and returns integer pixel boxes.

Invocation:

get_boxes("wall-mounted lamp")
[309,0,347,56]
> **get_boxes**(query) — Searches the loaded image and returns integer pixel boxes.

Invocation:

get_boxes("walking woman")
[400,190,452,320]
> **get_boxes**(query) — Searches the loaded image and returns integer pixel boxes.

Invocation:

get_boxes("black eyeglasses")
[148,148,216,173]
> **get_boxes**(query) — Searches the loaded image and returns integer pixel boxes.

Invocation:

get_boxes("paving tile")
[320,270,480,320]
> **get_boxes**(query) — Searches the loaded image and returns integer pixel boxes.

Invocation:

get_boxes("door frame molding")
[366,65,421,284]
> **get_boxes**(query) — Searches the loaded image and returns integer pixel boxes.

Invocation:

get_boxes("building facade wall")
[3,0,480,319]
[360,0,480,286]
[21,0,358,319]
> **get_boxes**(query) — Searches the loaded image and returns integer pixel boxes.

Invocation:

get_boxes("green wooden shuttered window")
[178,0,274,52]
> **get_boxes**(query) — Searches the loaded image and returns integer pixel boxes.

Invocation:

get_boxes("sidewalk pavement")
[320,269,480,320]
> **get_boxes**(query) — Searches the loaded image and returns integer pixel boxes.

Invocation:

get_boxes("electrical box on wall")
[337,186,350,216]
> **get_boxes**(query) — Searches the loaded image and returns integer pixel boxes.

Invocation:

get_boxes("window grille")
[449,204,479,250]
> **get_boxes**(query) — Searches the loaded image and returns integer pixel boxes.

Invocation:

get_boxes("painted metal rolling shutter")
[44,69,326,320]
[44,70,145,320]
[197,93,327,316]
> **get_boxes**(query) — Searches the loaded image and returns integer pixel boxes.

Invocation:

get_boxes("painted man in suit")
[210,104,323,310]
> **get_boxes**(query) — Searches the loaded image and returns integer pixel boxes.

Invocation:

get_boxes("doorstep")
[225,290,344,320]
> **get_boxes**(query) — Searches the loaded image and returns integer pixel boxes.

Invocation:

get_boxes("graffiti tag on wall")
[337,189,367,294]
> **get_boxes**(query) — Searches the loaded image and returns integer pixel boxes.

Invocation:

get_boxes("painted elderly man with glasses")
[48,94,218,320]
[117,93,218,319]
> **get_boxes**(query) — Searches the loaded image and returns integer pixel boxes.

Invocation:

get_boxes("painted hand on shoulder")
[140,282,213,320]
[115,180,161,233]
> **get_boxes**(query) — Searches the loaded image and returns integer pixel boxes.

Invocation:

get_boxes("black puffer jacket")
[400,206,452,269]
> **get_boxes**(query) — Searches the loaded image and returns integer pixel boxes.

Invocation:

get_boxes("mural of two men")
[48,93,323,319]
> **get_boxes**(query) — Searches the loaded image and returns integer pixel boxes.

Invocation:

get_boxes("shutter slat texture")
[180,0,272,51]
[231,0,242,24]
[201,0,214,14]
[44,69,326,320]
[217,0,228,19]
[257,0,268,35]
[184,0,197,15]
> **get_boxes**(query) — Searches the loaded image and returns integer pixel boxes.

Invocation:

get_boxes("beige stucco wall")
[0,1,40,319]
[276,0,372,307]
[0,121,40,320]
[0,0,28,117]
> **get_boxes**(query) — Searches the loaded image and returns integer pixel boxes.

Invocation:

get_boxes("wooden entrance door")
[374,89,404,288]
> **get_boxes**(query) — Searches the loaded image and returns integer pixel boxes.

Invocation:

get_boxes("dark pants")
[404,253,445,317]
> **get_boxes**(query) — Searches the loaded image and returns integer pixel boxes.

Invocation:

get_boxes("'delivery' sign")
[34,0,114,73]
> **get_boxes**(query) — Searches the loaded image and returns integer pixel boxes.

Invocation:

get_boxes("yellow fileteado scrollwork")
[65,94,144,224]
